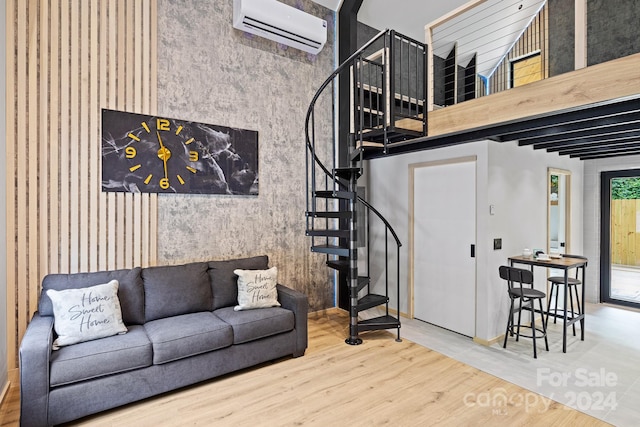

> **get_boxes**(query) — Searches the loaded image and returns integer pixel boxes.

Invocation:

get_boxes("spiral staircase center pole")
[346,172,363,345]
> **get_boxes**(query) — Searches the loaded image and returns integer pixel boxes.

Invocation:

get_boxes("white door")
[413,160,476,337]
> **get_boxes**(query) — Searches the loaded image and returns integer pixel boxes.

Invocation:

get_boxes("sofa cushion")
[213,306,294,344]
[40,267,145,325]
[234,267,281,311]
[142,262,212,322]
[208,256,269,310]
[47,280,128,349]
[49,325,152,387]
[144,312,233,364]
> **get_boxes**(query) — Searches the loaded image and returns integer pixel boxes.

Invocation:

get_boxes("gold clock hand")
[156,130,170,179]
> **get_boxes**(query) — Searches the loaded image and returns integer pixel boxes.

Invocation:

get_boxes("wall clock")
[101,109,259,195]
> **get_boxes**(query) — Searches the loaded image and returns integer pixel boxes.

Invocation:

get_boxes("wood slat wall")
[5,0,158,369]
[487,5,548,95]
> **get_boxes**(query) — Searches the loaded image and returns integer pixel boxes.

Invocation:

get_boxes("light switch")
[494,238,502,250]
[490,204,496,215]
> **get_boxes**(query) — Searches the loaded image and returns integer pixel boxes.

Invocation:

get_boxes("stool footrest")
[507,324,547,340]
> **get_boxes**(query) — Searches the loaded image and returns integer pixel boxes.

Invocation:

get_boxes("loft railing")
[352,30,427,148]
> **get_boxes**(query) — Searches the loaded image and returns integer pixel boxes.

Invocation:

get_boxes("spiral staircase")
[305,30,427,344]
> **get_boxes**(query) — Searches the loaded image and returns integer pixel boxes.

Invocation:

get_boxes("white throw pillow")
[47,280,128,349]
[233,267,281,311]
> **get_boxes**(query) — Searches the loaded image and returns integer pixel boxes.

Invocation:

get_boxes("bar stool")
[500,265,549,358]
[545,254,587,336]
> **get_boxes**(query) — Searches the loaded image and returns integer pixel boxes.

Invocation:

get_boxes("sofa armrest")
[19,312,54,427]
[277,284,308,357]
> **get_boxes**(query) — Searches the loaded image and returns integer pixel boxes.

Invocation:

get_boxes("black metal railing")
[352,30,427,149]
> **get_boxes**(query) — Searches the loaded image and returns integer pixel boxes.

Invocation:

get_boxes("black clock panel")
[101,109,259,195]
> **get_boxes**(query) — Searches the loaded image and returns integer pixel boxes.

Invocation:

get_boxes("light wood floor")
[0,310,608,426]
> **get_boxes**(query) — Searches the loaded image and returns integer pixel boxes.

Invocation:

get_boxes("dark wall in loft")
[357,21,425,107]
[548,0,575,77]
[356,21,386,101]
[587,0,640,66]
[456,64,465,103]
[357,21,380,49]
[433,55,445,106]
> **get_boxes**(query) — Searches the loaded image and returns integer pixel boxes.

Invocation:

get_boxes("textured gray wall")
[548,0,575,76]
[587,0,640,66]
[156,0,336,310]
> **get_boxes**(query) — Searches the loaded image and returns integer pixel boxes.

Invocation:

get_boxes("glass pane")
[609,177,640,303]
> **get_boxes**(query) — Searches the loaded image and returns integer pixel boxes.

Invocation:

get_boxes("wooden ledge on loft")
[428,52,640,137]
[359,53,640,160]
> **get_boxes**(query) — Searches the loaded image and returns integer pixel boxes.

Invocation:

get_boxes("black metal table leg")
[563,269,568,353]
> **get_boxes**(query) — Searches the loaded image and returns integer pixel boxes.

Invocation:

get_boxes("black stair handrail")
[305,28,402,248]
[304,28,388,181]
[304,29,402,240]
[358,196,402,248]
[305,29,403,341]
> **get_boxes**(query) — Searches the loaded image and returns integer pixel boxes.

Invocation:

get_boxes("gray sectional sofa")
[19,256,308,426]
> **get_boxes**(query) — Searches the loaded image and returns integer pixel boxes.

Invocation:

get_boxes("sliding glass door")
[601,169,640,308]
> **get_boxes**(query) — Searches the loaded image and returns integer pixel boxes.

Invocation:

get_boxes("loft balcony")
[360,0,640,161]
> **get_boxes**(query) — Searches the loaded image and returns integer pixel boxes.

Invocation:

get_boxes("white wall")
[486,141,583,340]
[358,0,470,42]
[1,0,9,393]
[367,140,490,334]
[583,154,640,303]
[367,139,583,341]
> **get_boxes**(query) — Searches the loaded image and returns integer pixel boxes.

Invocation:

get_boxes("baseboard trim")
[9,368,18,384]
[0,380,10,408]
[308,307,344,319]
[475,315,547,346]
[1,368,19,407]
[474,335,503,346]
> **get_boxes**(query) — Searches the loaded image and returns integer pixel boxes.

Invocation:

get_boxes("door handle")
[470,244,475,258]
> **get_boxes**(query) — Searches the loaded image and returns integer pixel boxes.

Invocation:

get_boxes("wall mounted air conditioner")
[233,0,327,55]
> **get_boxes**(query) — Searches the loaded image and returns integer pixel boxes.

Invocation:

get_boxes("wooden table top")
[508,255,588,269]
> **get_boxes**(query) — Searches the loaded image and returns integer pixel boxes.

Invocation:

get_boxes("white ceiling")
[358,0,471,42]
[357,0,547,77]
[312,0,488,46]
[311,0,343,12]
